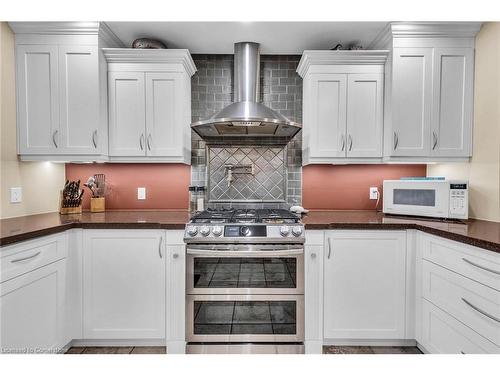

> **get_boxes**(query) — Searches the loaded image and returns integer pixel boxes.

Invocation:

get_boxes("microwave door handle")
[186,249,304,257]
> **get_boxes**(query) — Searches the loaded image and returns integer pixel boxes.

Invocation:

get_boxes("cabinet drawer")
[1,233,67,283]
[421,299,499,353]
[421,233,500,291]
[422,260,500,346]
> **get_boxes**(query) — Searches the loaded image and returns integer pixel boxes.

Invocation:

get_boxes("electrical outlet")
[10,187,22,203]
[369,187,379,200]
[137,187,146,200]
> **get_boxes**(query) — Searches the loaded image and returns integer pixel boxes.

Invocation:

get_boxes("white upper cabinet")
[431,48,474,157]
[391,48,433,156]
[58,45,101,155]
[10,22,123,161]
[15,44,60,155]
[370,22,481,161]
[104,49,196,163]
[297,51,388,165]
[108,72,146,156]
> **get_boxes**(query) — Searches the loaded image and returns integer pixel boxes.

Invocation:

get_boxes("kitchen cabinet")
[297,51,387,164]
[82,230,166,340]
[370,22,481,161]
[165,230,186,353]
[323,231,407,340]
[0,233,68,353]
[104,48,196,163]
[10,22,122,161]
[416,232,500,354]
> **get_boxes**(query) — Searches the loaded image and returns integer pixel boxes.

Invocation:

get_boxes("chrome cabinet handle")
[462,258,500,276]
[147,134,152,151]
[393,131,398,150]
[327,237,332,259]
[11,251,41,263]
[92,130,98,148]
[173,253,179,259]
[341,135,345,151]
[52,130,59,148]
[311,252,316,259]
[462,298,500,323]
[158,237,163,258]
[432,131,438,150]
[139,134,144,150]
[348,134,353,151]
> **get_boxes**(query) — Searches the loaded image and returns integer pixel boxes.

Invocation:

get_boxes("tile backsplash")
[190,54,303,209]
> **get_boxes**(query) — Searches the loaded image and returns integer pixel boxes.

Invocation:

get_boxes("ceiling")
[106,22,388,54]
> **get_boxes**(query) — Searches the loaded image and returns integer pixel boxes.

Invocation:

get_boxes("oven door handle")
[186,249,304,257]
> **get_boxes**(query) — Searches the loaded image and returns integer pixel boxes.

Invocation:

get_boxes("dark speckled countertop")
[0,210,499,253]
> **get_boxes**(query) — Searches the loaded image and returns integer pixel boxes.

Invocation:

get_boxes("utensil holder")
[90,197,105,213]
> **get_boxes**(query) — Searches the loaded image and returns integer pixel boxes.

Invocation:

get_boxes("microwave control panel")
[449,183,468,219]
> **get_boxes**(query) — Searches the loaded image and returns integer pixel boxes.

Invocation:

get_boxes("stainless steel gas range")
[183,208,305,354]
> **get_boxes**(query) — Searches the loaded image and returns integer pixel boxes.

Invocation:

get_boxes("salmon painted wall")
[65,164,190,210]
[303,164,426,210]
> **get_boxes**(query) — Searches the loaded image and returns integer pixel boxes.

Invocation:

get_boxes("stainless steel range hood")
[191,42,301,140]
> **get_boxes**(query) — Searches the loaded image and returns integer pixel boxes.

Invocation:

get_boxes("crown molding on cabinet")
[8,21,124,47]
[369,22,482,49]
[296,50,389,77]
[102,48,197,76]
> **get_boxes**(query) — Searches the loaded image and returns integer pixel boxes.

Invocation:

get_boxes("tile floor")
[65,346,166,354]
[65,346,422,354]
[323,346,423,354]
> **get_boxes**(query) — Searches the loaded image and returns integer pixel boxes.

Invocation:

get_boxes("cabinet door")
[307,74,347,159]
[145,72,184,157]
[0,260,66,353]
[431,48,474,157]
[346,74,384,158]
[324,231,407,340]
[108,72,146,156]
[83,230,165,339]
[391,48,433,156]
[16,45,59,154]
[58,45,100,155]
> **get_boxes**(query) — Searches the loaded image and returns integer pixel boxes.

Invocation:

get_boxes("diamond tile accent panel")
[209,146,286,202]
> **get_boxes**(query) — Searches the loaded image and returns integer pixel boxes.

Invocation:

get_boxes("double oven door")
[186,244,304,343]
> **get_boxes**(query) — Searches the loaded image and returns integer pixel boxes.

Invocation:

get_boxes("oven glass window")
[193,257,297,288]
[193,301,296,335]
[393,189,436,207]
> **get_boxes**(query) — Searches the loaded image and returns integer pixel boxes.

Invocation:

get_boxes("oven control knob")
[200,226,211,237]
[212,226,223,237]
[240,226,251,236]
[292,226,303,237]
[187,226,198,236]
[280,225,290,236]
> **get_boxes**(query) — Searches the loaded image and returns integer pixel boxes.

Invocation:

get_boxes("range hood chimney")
[191,42,301,141]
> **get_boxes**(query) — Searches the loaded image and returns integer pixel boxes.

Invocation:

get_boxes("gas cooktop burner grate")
[190,208,300,224]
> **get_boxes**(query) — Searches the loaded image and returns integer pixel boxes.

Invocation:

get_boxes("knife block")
[59,191,82,215]
[90,197,105,213]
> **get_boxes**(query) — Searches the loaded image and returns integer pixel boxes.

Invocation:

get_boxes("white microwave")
[383,180,468,220]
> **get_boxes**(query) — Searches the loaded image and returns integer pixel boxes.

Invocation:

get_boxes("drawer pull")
[462,298,500,323]
[462,258,500,276]
[10,251,41,263]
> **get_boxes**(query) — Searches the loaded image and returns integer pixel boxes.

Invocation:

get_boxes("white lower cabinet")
[417,233,500,353]
[82,230,166,340]
[1,260,67,353]
[421,299,499,354]
[323,231,407,340]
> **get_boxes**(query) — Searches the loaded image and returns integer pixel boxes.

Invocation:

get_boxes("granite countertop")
[0,210,499,253]
[302,211,500,253]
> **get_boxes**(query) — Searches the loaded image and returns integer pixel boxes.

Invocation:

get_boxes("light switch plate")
[369,187,379,200]
[10,187,22,203]
[137,187,146,200]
